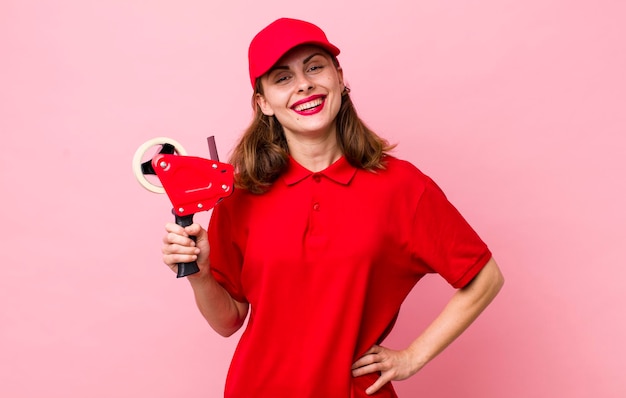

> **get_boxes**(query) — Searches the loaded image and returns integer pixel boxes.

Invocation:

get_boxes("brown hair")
[229,66,395,194]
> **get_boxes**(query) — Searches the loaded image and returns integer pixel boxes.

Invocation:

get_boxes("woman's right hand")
[161,221,249,337]
[161,222,210,277]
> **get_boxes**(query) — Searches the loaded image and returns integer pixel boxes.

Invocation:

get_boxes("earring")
[342,86,351,96]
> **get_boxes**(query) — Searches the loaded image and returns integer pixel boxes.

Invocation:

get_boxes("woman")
[162,18,504,398]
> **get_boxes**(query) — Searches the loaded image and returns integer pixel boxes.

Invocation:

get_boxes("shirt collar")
[282,156,358,186]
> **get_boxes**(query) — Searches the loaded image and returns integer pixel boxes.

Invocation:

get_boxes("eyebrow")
[267,52,325,75]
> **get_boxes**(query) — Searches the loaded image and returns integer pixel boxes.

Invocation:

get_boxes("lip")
[291,94,326,115]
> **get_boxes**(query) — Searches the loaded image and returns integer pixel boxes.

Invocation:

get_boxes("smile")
[291,95,326,115]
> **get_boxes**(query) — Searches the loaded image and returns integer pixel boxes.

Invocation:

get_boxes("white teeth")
[294,98,323,111]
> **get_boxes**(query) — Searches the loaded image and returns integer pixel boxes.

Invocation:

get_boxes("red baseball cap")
[248,18,341,88]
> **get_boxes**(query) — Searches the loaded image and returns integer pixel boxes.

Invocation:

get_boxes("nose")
[295,72,313,92]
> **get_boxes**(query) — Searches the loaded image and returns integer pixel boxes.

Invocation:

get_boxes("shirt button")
[313,202,320,211]
[312,174,321,183]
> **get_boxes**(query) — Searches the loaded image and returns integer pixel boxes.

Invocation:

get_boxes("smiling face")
[255,45,344,144]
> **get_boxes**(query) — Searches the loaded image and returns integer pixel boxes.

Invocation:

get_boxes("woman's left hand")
[351,259,504,395]
[351,345,420,395]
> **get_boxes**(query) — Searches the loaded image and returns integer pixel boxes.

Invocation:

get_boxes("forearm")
[188,274,249,337]
[406,258,504,372]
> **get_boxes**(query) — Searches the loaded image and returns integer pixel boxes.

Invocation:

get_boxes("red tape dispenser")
[132,136,234,277]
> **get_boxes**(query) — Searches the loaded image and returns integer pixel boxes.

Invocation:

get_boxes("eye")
[273,74,292,84]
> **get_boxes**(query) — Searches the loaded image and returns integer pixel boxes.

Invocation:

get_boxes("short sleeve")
[410,179,492,288]
[208,199,247,303]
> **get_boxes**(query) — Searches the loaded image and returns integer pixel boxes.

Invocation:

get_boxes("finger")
[163,230,198,247]
[352,354,379,370]
[163,221,195,246]
[162,241,200,255]
[352,362,382,377]
[352,345,384,370]
[184,223,205,237]
[352,345,381,369]
[163,251,198,266]
[352,352,391,377]
[164,222,187,235]
[363,345,381,355]
[365,373,392,396]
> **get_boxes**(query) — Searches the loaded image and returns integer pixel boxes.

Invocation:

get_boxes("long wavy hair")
[229,60,395,194]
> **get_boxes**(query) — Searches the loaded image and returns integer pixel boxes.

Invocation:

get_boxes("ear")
[255,93,274,116]
[337,66,344,87]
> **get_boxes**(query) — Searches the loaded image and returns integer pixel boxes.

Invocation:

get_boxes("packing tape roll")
[132,137,187,193]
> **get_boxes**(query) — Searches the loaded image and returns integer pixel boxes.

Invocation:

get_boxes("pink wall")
[1,1,624,397]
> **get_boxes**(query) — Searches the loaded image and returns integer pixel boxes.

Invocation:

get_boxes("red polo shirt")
[208,155,491,398]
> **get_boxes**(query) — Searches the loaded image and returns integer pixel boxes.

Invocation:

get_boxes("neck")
[285,131,342,172]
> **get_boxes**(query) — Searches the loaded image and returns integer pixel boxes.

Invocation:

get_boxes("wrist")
[405,344,429,375]
[186,266,213,287]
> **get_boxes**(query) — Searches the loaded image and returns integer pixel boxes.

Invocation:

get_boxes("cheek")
[259,91,288,116]
[329,96,342,118]
[328,80,344,110]
[268,90,290,108]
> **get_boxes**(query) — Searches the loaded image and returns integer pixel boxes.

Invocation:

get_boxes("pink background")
[1,1,624,397]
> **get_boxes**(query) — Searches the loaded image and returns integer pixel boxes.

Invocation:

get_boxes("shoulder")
[212,185,254,218]
[376,155,436,191]
[383,155,423,175]
[350,155,445,211]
